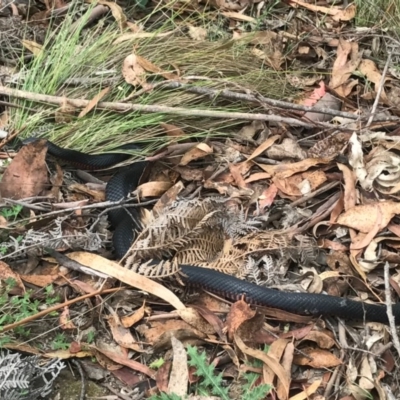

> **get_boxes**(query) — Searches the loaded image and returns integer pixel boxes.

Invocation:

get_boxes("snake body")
[38,139,400,325]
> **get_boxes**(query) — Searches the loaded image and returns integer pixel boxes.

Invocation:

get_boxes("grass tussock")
[10,6,294,154]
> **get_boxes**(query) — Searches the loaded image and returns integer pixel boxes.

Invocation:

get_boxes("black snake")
[32,139,400,325]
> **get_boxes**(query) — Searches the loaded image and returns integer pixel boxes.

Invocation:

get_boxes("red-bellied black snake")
[31,139,400,325]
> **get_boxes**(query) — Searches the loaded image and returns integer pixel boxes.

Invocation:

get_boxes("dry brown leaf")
[177,307,216,335]
[235,334,290,399]
[138,181,173,197]
[0,139,48,199]
[273,170,326,196]
[168,336,188,396]
[257,158,331,179]
[190,305,225,340]
[153,181,185,216]
[263,338,290,394]
[59,307,76,330]
[90,345,156,378]
[337,163,356,211]
[21,39,43,56]
[113,30,175,45]
[20,274,60,288]
[222,12,257,22]
[358,59,388,103]
[122,53,147,88]
[303,330,337,349]
[245,172,272,183]
[337,201,400,233]
[160,123,186,137]
[258,184,278,210]
[187,25,207,41]
[121,303,146,328]
[107,313,143,352]
[226,300,256,341]
[329,39,362,97]
[359,355,375,390]
[91,0,127,31]
[136,319,205,345]
[180,143,213,166]
[136,55,179,81]
[78,87,110,118]
[276,342,294,400]
[293,347,342,368]
[288,379,322,400]
[246,135,280,161]
[289,0,356,21]
[0,261,25,295]
[66,252,185,310]
[229,163,249,189]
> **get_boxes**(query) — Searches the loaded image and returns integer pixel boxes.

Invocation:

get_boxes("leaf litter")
[1,1,400,399]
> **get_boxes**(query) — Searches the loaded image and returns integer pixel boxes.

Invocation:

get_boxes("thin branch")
[384,261,400,360]
[157,81,400,123]
[0,86,352,129]
[366,52,392,127]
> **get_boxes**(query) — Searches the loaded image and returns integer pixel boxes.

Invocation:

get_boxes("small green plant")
[86,330,96,344]
[150,345,271,400]
[149,358,165,369]
[51,333,70,350]
[44,284,60,305]
[0,205,23,221]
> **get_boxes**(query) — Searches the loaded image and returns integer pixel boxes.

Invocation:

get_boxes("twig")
[70,359,86,400]
[384,261,400,360]
[3,197,157,228]
[366,52,392,127]
[0,287,124,333]
[0,86,351,129]
[158,81,400,123]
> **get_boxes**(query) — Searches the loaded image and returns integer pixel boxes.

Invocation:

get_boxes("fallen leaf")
[107,313,143,352]
[358,59,388,103]
[138,181,173,197]
[92,0,127,30]
[0,139,48,199]
[257,158,331,180]
[288,379,322,400]
[59,307,76,330]
[222,12,257,22]
[78,86,110,118]
[337,201,400,233]
[180,143,213,166]
[136,55,179,81]
[329,39,362,97]
[235,334,290,399]
[177,307,216,335]
[0,261,25,295]
[273,170,326,196]
[187,25,207,41]
[121,303,146,328]
[289,0,356,21]
[293,347,342,368]
[246,135,280,161]
[226,300,256,341]
[302,330,337,349]
[122,53,147,87]
[258,184,278,210]
[21,39,43,56]
[168,336,188,396]
[66,252,186,310]
[161,123,186,137]
[90,345,156,378]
